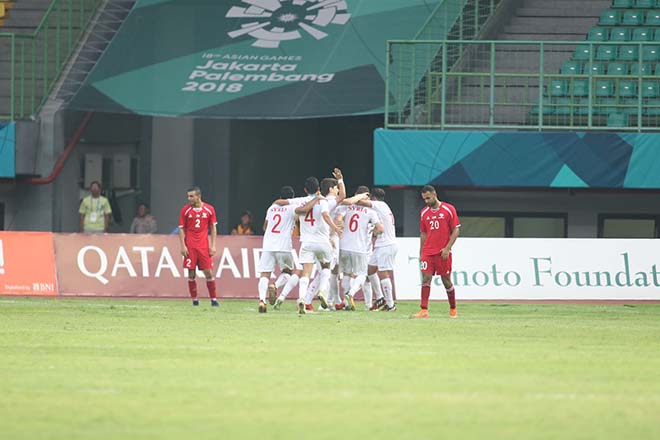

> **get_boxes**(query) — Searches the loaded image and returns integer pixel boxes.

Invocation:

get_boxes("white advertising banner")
[393,238,660,300]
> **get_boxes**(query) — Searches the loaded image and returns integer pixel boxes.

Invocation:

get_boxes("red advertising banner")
[0,232,58,296]
[54,234,277,298]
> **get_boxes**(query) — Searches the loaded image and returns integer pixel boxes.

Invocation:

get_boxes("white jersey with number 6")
[299,198,330,244]
[336,205,380,254]
[261,196,310,252]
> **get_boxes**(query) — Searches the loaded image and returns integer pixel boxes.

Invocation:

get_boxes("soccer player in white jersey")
[358,187,398,311]
[335,187,384,310]
[295,176,344,314]
[256,186,319,313]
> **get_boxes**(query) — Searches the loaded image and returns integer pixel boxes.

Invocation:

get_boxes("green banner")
[67,0,441,118]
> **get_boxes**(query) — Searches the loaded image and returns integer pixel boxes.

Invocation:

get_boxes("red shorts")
[420,253,452,277]
[183,247,213,271]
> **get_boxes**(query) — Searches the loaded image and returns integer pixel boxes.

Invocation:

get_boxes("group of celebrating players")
[178,169,460,319]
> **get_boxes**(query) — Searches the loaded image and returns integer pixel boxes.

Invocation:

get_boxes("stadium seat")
[561,61,582,74]
[608,62,629,75]
[613,0,634,7]
[645,10,660,25]
[642,45,660,61]
[596,79,616,97]
[555,98,574,115]
[622,99,642,114]
[585,62,606,75]
[618,80,638,97]
[576,98,591,115]
[610,28,630,41]
[574,45,594,60]
[618,45,639,60]
[599,10,621,25]
[596,45,617,61]
[635,0,655,8]
[632,28,652,41]
[572,79,590,97]
[607,112,630,126]
[654,62,660,73]
[587,27,608,41]
[550,80,569,96]
[531,97,555,115]
[630,62,653,74]
[643,99,660,115]
[622,10,643,25]
[642,80,660,97]
[654,28,660,41]
[594,98,620,115]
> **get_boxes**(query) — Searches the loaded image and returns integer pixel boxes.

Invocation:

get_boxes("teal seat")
[618,45,639,60]
[655,62,660,73]
[596,45,616,61]
[576,98,591,115]
[622,10,643,25]
[596,80,616,97]
[642,45,660,61]
[643,99,660,115]
[587,27,608,41]
[618,80,638,97]
[599,10,621,25]
[622,99,642,114]
[594,98,619,115]
[585,62,606,75]
[613,0,634,7]
[608,112,630,126]
[645,10,660,24]
[654,29,660,41]
[555,98,574,116]
[630,62,652,74]
[610,28,631,41]
[635,0,655,7]
[574,45,594,60]
[642,80,660,97]
[550,80,569,96]
[608,62,629,75]
[572,79,590,97]
[531,98,554,115]
[561,61,582,74]
[632,28,652,41]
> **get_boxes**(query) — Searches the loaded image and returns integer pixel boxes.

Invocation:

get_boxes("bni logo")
[226,0,351,48]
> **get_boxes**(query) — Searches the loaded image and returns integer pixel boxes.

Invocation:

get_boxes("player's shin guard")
[420,285,431,310]
[369,274,384,300]
[187,279,198,299]
[258,277,269,302]
[446,286,456,309]
[341,276,351,297]
[348,274,366,297]
[328,273,339,305]
[298,277,310,302]
[275,273,290,289]
[280,273,299,299]
[382,278,394,307]
[318,268,331,295]
[362,280,372,310]
[206,279,217,300]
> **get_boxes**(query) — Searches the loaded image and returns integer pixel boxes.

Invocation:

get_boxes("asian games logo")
[226,0,351,49]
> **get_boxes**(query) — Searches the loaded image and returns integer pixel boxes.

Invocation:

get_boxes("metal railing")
[386,40,660,131]
[0,0,103,120]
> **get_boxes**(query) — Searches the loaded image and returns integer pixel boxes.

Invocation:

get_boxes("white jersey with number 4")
[370,200,396,248]
[299,198,330,244]
[336,205,380,254]
[261,196,310,252]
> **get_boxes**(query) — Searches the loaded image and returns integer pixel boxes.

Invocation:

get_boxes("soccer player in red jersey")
[178,186,219,307]
[412,185,460,319]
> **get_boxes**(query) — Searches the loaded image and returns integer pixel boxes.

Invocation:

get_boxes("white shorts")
[339,250,369,276]
[368,244,398,271]
[258,250,299,273]
[299,242,333,265]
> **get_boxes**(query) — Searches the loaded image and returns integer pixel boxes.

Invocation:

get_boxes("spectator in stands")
[79,181,112,233]
[231,211,255,235]
[130,202,158,234]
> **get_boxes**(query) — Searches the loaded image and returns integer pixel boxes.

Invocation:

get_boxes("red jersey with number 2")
[179,203,217,249]
[420,202,460,256]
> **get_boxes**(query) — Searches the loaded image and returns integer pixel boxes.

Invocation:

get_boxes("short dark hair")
[320,178,338,196]
[304,177,319,195]
[421,185,436,194]
[280,186,295,199]
[137,202,149,209]
[355,185,370,195]
[187,186,201,196]
[371,188,386,201]
[90,180,102,190]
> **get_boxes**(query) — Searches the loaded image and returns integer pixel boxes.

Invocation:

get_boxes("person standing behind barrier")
[412,185,460,319]
[178,186,219,307]
[231,211,255,235]
[79,181,112,233]
[129,203,158,234]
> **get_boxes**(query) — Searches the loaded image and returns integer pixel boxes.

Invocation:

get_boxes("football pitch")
[1,298,659,440]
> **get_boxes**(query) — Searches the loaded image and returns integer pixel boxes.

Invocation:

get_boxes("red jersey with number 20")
[179,203,217,249]
[420,202,460,256]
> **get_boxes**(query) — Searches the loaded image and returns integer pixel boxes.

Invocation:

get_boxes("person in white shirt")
[358,188,398,311]
[335,186,384,310]
[256,185,318,313]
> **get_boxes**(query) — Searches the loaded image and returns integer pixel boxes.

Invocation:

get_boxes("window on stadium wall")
[461,213,567,238]
[599,215,660,238]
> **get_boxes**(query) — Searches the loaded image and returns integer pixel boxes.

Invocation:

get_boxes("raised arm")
[333,168,346,204]
[341,192,370,206]
[295,195,322,214]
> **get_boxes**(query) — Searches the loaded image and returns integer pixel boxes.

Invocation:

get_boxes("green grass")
[1,298,659,440]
